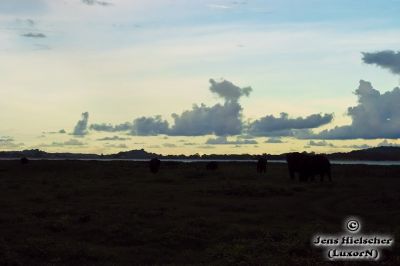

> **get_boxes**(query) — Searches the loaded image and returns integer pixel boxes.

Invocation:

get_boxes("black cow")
[286,152,331,182]
[149,158,161,174]
[256,157,267,173]
[206,161,218,170]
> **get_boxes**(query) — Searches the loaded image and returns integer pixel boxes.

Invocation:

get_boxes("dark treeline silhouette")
[1,146,399,161]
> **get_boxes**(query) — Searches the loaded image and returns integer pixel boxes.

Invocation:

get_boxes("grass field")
[0,160,399,265]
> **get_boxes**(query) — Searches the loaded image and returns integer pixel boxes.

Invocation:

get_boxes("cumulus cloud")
[248,112,333,136]
[72,112,89,136]
[169,102,243,136]
[21,32,46,38]
[205,136,257,145]
[131,116,169,136]
[90,79,250,136]
[169,79,250,136]
[82,0,112,6]
[209,78,252,102]
[313,80,400,139]
[362,50,400,75]
[90,122,131,132]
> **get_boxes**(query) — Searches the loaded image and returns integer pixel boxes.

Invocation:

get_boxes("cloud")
[81,0,112,6]
[72,112,89,136]
[205,136,257,145]
[97,136,130,141]
[90,79,250,136]
[0,137,24,149]
[131,116,169,136]
[313,80,400,139]
[169,79,250,136]
[21,33,46,38]
[342,144,372,150]
[265,137,284,143]
[104,143,128,149]
[209,78,252,102]
[90,116,168,136]
[307,140,335,147]
[45,129,66,135]
[197,145,215,149]
[163,143,177,148]
[183,142,197,146]
[362,50,400,75]
[378,140,400,147]
[90,122,131,132]
[42,139,86,147]
[248,112,333,136]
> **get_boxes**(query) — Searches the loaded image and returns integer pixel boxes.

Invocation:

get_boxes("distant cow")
[149,158,161,174]
[20,157,29,165]
[256,157,267,173]
[206,161,218,170]
[286,153,331,182]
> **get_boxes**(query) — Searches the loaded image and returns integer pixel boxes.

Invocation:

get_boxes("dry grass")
[0,160,399,265]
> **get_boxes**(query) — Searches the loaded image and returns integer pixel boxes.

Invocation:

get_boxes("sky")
[1,0,400,155]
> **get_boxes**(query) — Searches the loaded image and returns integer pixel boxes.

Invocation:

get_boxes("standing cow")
[256,157,267,174]
[149,158,161,174]
[286,152,331,182]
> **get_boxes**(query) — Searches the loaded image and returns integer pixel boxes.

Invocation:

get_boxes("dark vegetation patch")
[0,160,399,265]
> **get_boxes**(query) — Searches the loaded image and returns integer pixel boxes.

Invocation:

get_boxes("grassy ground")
[0,160,399,265]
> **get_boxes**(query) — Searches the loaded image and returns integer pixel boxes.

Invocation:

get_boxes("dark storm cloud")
[21,32,46,38]
[362,50,400,75]
[205,136,257,145]
[311,80,400,139]
[248,112,333,136]
[81,0,113,6]
[72,112,89,136]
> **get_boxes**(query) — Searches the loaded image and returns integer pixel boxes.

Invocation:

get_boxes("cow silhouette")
[206,161,218,170]
[256,157,267,173]
[149,158,161,174]
[286,152,331,182]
